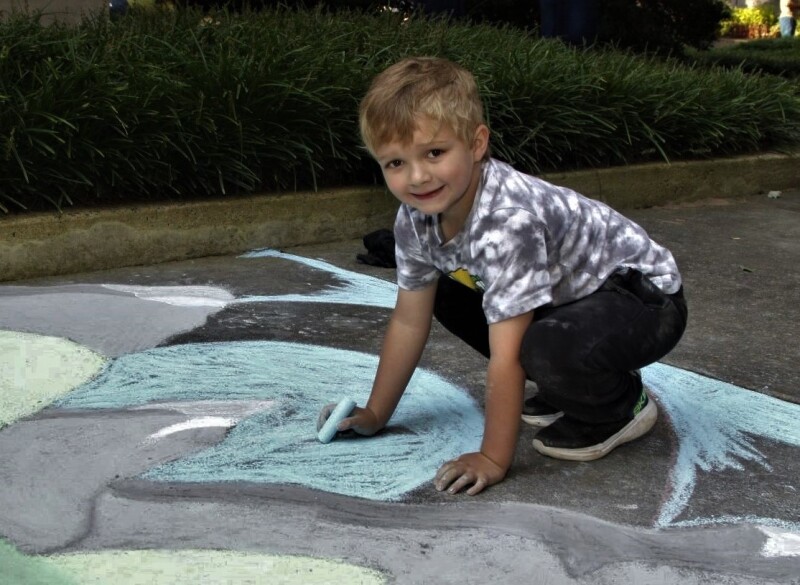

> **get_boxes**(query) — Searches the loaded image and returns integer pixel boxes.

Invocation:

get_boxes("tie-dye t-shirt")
[394,158,682,324]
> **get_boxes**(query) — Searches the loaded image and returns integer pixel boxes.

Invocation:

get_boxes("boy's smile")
[374,118,489,240]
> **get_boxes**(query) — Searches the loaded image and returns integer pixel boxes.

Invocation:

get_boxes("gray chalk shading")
[0,285,233,357]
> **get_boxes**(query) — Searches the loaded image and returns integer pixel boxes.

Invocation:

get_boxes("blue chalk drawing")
[239,249,800,530]
[643,363,800,530]
[56,340,484,501]
[236,249,397,309]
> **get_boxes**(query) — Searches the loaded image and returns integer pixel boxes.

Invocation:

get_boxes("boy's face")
[373,117,489,224]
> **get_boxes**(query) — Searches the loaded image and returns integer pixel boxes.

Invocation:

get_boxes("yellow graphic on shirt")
[448,268,485,292]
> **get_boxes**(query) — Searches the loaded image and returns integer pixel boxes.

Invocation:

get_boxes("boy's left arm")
[434,310,534,495]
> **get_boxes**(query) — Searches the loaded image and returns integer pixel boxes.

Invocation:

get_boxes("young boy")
[318,56,687,496]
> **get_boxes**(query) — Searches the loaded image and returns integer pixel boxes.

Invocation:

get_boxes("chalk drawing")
[0,331,106,429]
[48,550,387,584]
[131,399,276,419]
[237,249,397,309]
[147,417,237,441]
[0,285,234,357]
[1,538,386,584]
[3,250,798,535]
[1,538,76,585]
[759,526,800,558]
[643,363,800,530]
[101,284,234,308]
[138,400,277,443]
[239,250,800,532]
[55,340,484,501]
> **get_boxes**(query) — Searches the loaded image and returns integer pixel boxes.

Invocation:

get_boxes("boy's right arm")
[326,283,437,435]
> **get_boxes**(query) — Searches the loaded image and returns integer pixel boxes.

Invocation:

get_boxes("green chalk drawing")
[1,540,386,585]
[1,538,78,585]
[48,550,387,585]
[0,331,106,429]
[56,340,484,500]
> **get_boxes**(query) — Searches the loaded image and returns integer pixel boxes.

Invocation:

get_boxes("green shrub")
[689,37,800,77]
[1,6,799,213]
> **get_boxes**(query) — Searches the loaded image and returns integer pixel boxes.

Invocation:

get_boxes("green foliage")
[721,5,779,35]
[689,37,800,77]
[0,539,78,585]
[1,6,799,213]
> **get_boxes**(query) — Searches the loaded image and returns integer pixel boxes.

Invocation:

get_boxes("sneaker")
[532,391,657,462]
[521,394,564,427]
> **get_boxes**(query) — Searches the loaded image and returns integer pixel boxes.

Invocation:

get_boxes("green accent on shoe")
[632,390,648,417]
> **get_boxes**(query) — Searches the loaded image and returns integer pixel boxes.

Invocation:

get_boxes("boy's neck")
[438,160,484,242]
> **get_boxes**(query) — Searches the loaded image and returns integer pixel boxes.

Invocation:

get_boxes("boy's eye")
[385,160,403,170]
[428,149,445,158]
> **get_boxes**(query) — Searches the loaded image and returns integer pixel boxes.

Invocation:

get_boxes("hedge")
[1,6,799,213]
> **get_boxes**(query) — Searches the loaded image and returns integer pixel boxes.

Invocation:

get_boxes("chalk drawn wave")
[55,340,483,501]
[242,249,800,531]
[644,363,800,530]
[237,249,397,309]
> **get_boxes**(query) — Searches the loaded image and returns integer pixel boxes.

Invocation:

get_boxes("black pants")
[433,271,688,424]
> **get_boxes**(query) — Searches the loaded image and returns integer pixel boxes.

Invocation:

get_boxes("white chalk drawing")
[243,249,800,532]
[101,284,235,308]
[146,417,238,441]
[759,526,800,558]
[55,341,484,501]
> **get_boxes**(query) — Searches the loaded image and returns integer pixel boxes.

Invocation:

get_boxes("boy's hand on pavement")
[434,452,507,496]
[316,403,382,437]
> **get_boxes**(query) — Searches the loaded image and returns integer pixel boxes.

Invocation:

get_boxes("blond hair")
[359,57,486,156]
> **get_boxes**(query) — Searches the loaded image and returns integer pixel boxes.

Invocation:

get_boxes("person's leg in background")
[564,0,600,45]
[779,16,797,38]
[538,0,565,39]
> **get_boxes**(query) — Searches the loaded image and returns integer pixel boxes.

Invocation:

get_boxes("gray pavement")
[1,189,799,583]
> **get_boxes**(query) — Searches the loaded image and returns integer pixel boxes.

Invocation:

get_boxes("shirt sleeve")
[393,205,440,291]
[473,208,553,323]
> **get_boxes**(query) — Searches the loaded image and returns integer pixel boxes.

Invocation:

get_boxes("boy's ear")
[472,124,490,161]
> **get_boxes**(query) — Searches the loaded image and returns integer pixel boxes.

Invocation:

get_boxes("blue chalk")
[317,398,357,444]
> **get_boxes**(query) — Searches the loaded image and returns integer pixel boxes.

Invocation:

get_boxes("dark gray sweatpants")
[432,270,688,424]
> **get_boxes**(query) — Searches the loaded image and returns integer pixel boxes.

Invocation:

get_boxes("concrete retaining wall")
[1,152,798,282]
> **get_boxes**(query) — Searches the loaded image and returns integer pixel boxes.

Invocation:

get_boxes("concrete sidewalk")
[0,184,798,583]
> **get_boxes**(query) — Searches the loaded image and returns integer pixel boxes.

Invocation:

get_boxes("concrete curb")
[1,152,798,282]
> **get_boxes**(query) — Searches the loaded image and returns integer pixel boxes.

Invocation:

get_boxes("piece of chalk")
[317,398,357,444]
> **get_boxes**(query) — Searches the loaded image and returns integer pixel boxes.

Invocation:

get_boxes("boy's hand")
[434,452,507,496]
[317,403,382,437]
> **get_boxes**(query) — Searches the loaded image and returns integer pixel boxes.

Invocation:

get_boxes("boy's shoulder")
[478,158,569,212]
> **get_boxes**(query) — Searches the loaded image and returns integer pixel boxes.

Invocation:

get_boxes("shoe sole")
[521,411,564,427]
[532,398,658,462]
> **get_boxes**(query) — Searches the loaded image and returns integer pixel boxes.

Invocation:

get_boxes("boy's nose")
[409,163,431,186]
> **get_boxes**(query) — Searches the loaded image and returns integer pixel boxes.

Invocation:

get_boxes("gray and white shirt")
[394,158,682,324]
